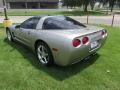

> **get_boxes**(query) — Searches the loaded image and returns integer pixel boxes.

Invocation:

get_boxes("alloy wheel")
[37,45,49,64]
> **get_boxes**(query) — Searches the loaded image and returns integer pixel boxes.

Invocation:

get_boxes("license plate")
[91,41,98,49]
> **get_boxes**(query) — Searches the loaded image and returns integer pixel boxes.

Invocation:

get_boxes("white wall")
[0,0,3,8]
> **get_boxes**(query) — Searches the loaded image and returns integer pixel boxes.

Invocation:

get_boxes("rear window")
[42,16,86,30]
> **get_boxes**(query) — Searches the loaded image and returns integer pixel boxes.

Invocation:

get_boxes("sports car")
[6,15,107,66]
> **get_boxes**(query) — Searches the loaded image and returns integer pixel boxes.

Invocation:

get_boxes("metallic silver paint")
[8,16,107,66]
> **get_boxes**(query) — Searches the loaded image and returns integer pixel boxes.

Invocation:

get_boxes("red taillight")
[82,37,89,44]
[73,39,81,47]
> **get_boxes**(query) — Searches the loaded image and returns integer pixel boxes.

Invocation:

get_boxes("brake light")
[73,39,81,47]
[82,37,89,44]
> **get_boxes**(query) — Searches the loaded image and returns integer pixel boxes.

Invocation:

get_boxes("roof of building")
[6,0,59,3]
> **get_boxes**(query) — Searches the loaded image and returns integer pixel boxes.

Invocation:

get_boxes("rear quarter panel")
[30,30,74,65]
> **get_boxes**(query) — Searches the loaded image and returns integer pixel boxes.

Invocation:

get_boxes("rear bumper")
[69,45,100,65]
[54,34,107,66]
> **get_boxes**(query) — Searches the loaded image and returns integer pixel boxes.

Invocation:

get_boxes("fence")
[71,13,120,27]
[0,9,120,27]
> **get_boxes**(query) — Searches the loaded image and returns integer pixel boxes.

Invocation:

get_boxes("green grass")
[0,10,107,16]
[0,23,4,28]
[96,7,120,11]
[0,25,120,90]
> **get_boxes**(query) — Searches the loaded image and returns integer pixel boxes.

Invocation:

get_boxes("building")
[5,0,59,9]
[0,0,3,8]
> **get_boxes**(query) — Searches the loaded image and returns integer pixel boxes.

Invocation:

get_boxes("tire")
[92,52,97,56]
[6,30,14,42]
[36,42,54,66]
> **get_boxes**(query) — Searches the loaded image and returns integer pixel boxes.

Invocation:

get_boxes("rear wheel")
[6,30,14,42]
[36,42,54,66]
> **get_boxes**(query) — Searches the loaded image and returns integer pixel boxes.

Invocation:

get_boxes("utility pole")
[3,0,8,20]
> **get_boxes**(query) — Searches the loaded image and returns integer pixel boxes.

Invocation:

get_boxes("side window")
[42,18,61,29]
[21,17,40,29]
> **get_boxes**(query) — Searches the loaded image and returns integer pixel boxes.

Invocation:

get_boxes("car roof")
[33,15,65,19]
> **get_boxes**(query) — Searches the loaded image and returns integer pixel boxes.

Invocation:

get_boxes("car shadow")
[4,39,99,81]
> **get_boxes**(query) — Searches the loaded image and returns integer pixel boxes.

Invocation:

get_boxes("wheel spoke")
[41,46,45,52]
[7,31,11,41]
[38,48,42,54]
[44,53,48,57]
[37,45,49,64]
[42,57,48,63]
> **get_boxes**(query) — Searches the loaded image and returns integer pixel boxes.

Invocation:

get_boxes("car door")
[15,17,40,45]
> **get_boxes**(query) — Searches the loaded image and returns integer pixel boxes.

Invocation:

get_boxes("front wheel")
[36,42,54,66]
[6,30,14,42]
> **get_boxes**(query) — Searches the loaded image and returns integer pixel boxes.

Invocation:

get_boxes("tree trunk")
[91,3,95,10]
[111,7,113,12]
[91,5,94,10]
[110,0,115,12]
[83,1,88,12]
[84,5,88,12]
[67,5,68,9]
[110,4,114,12]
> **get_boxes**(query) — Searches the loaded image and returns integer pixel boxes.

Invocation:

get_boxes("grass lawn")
[0,24,120,90]
[0,10,107,16]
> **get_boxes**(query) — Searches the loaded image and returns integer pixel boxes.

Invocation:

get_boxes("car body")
[6,15,107,66]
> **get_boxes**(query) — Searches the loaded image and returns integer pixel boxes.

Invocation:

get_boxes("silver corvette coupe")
[6,15,107,66]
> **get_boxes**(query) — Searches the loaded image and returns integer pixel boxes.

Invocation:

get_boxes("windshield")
[43,16,86,30]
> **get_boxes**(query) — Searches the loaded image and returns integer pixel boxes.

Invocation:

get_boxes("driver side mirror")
[15,25,20,29]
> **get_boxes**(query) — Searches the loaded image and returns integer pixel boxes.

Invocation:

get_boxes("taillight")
[73,39,81,47]
[82,37,89,44]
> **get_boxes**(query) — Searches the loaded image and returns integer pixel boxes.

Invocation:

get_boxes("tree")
[62,0,120,12]
[90,0,96,10]
[63,0,96,12]
[109,0,116,12]
[82,0,96,12]
[62,0,69,8]
[82,0,89,12]
[63,0,82,9]
[101,0,118,12]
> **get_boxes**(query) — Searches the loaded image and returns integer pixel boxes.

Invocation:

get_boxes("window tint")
[21,17,40,29]
[43,19,62,29]
[42,16,86,30]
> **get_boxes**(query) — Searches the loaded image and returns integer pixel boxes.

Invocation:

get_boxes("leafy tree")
[82,0,97,12]
[90,0,96,10]
[82,0,89,12]
[62,0,120,12]
[100,0,118,12]
[63,0,82,9]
